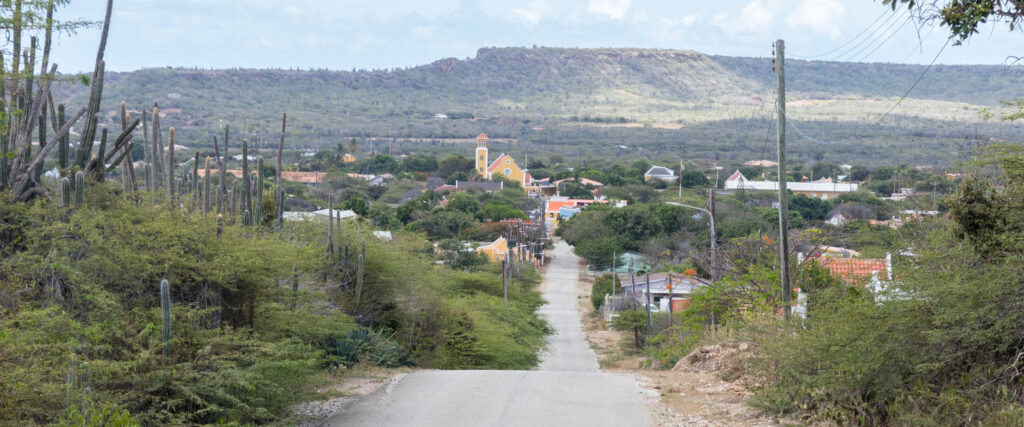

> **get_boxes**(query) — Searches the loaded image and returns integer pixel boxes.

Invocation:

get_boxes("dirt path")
[576,264,780,426]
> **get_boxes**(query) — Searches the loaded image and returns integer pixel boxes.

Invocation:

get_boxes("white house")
[724,170,858,200]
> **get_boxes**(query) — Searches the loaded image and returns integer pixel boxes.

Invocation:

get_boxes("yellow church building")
[474,133,532,189]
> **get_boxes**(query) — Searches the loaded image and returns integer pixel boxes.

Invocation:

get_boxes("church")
[474,133,532,189]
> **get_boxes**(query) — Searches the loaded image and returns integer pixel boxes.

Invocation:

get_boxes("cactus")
[255,157,264,226]
[241,138,249,217]
[354,241,366,311]
[34,101,46,184]
[74,171,85,208]
[93,128,107,181]
[150,106,162,191]
[219,125,229,213]
[244,209,252,227]
[192,151,200,208]
[58,104,68,170]
[276,113,286,230]
[160,279,171,357]
[216,213,223,237]
[203,157,211,213]
[143,163,151,192]
[327,194,334,254]
[60,177,71,208]
[291,268,299,310]
[166,127,175,202]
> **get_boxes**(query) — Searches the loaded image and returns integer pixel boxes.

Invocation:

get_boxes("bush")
[591,274,615,310]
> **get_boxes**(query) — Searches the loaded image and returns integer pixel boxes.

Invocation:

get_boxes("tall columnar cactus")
[192,151,200,208]
[60,177,71,208]
[150,106,162,191]
[35,101,47,183]
[255,156,264,226]
[144,163,151,192]
[291,268,299,310]
[244,209,252,227]
[203,157,211,213]
[276,113,286,230]
[354,241,366,311]
[219,125,229,213]
[57,103,68,171]
[216,213,223,237]
[160,279,171,357]
[166,127,175,202]
[327,194,334,254]
[93,128,107,181]
[74,171,85,208]
[241,138,249,217]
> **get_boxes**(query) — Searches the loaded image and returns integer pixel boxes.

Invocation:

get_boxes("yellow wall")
[476,237,509,261]
[493,156,527,188]
[476,147,488,176]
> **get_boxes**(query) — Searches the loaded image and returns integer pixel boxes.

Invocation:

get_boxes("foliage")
[590,273,615,310]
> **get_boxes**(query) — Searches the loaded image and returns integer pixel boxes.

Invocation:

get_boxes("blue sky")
[48,0,1021,73]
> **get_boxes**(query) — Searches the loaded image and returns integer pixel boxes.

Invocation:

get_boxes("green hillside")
[49,47,1024,165]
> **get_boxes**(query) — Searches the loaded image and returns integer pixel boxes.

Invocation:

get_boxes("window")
[506,159,511,164]
[504,168,512,176]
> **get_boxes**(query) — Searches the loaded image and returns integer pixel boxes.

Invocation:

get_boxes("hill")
[50,47,1024,166]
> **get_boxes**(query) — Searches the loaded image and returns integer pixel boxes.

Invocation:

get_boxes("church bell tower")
[475,133,489,177]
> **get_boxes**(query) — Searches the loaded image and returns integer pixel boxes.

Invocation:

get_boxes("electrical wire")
[787,117,840,145]
[791,9,891,59]
[852,17,914,62]
[828,9,908,62]
[834,10,910,62]
[871,37,952,126]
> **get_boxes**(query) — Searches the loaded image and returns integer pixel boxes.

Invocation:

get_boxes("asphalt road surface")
[323,240,652,427]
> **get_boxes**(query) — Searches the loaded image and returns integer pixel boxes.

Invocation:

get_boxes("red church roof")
[477,133,488,139]
[487,154,511,173]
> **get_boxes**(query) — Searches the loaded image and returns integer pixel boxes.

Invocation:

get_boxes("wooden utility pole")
[645,270,652,336]
[775,39,792,321]
[611,252,617,307]
[502,255,508,303]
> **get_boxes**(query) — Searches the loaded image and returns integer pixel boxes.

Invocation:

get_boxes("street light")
[666,201,717,283]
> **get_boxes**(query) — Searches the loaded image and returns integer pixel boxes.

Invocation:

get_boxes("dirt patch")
[292,366,412,426]
[575,262,781,426]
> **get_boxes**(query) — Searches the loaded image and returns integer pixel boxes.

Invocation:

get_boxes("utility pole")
[611,252,617,308]
[502,255,508,303]
[775,39,792,321]
[678,158,683,199]
[707,188,717,283]
[645,270,652,336]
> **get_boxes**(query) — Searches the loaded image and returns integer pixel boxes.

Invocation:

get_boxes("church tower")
[475,133,489,177]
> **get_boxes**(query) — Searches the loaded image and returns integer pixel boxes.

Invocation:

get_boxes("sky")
[44,0,1023,73]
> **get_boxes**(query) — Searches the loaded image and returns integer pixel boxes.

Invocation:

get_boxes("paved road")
[324,241,652,427]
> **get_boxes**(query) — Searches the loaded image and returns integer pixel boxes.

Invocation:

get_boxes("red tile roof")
[816,258,887,284]
[477,133,488,139]
[487,154,511,173]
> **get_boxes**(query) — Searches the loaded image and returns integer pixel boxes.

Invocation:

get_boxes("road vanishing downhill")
[323,240,653,427]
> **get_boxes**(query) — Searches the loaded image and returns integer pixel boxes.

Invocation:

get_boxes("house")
[724,170,858,200]
[544,197,602,220]
[474,133,533,189]
[282,208,358,222]
[587,251,651,275]
[616,272,711,310]
[743,160,778,168]
[553,177,604,188]
[455,180,504,193]
[372,230,393,241]
[280,171,327,187]
[342,153,357,164]
[369,174,394,186]
[826,213,848,226]
[813,253,891,285]
[558,206,582,219]
[475,236,509,262]
[644,166,677,183]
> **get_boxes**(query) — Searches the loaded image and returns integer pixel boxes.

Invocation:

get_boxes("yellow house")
[476,236,509,262]
[342,153,356,163]
[474,133,532,189]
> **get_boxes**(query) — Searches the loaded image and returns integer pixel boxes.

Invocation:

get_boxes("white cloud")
[587,0,633,20]
[786,0,845,37]
[510,1,552,25]
[713,0,778,34]
[661,14,700,27]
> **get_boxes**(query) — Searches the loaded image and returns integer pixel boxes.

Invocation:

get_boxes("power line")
[851,17,914,62]
[828,9,908,62]
[871,38,952,127]
[787,118,840,145]
[791,9,891,59]
[834,10,910,62]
